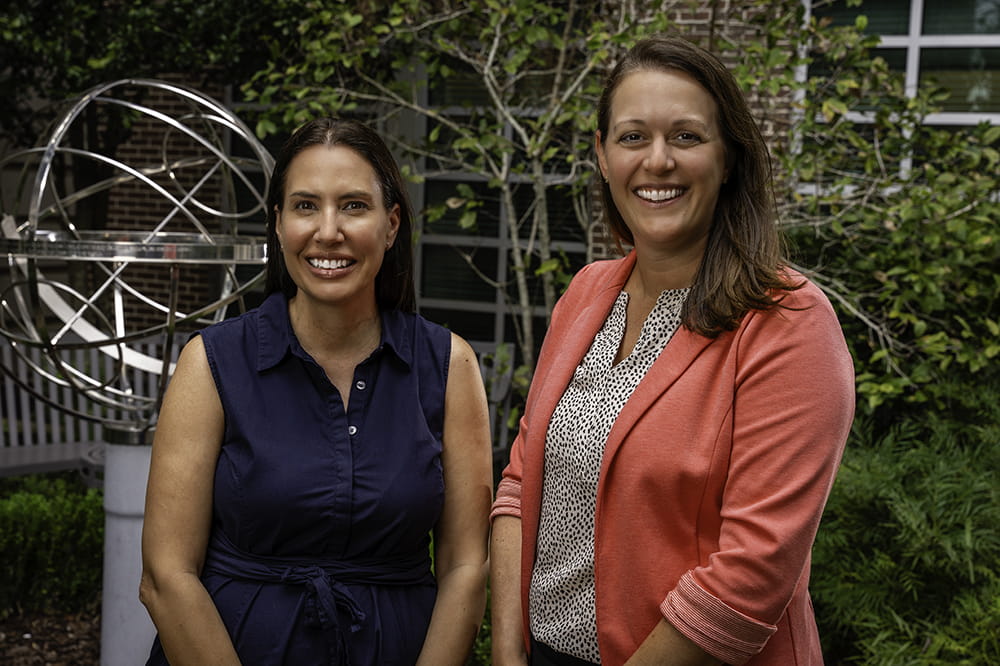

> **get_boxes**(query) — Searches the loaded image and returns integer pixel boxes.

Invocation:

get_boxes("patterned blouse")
[529,287,689,662]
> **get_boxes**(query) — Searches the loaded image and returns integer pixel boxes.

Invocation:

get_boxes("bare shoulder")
[444,332,489,426]
[173,334,210,376]
[156,335,223,443]
[448,331,480,372]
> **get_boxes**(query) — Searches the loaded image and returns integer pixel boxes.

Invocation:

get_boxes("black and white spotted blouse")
[529,287,689,662]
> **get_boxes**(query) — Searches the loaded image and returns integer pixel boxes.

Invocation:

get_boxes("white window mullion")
[905,0,923,100]
[898,0,924,176]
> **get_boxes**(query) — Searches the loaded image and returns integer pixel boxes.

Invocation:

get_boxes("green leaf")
[821,98,850,120]
[255,118,278,138]
[458,210,477,229]
[342,12,363,29]
[534,258,561,276]
[86,54,114,69]
[983,124,1000,145]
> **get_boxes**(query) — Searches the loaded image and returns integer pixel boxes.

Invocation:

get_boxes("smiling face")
[275,144,400,313]
[596,68,729,267]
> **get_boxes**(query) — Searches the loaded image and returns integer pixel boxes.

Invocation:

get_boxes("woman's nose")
[645,138,675,173]
[315,211,344,242]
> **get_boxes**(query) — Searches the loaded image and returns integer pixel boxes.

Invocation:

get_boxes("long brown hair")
[264,117,416,312]
[597,35,798,337]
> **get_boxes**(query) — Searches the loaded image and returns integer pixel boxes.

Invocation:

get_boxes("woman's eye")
[619,132,643,144]
[292,200,316,211]
[676,131,702,143]
[344,201,370,211]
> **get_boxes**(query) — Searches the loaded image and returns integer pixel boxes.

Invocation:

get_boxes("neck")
[287,296,382,358]
[627,247,700,299]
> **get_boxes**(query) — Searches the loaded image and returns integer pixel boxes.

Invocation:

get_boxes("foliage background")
[0,474,103,617]
[1,0,998,663]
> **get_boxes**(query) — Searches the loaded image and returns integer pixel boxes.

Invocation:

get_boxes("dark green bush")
[813,393,1000,665]
[0,472,104,616]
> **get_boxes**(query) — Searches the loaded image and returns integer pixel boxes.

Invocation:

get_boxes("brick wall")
[98,74,232,333]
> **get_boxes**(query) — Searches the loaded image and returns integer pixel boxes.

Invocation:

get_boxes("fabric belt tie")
[202,531,433,665]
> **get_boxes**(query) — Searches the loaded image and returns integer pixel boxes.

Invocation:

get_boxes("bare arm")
[138,336,240,665]
[415,333,493,665]
[625,619,723,666]
[490,514,528,665]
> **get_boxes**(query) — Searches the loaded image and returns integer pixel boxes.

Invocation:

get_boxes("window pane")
[923,0,1000,34]
[801,122,903,176]
[911,124,977,163]
[420,244,498,302]
[428,59,490,107]
[422,119,501,173]
[808,48,905,111]
[505,250,588,308]
[512,184,588,243]
[504,313,550,364]
[920,48,1000,112]
[420,307,496,344]
[813,0,911,35]
[422,179,501,236]
[809,47,904,77]
[879,48,907,73]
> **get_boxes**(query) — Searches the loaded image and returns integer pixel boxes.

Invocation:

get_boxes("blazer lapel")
[602,309,715,466]
[528,254,634,446]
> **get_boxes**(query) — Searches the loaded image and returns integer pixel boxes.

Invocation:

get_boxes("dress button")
[356,380,366,390]
[348,425,358,436]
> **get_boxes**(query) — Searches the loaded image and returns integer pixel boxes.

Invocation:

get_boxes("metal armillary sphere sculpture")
[0,78,272,665]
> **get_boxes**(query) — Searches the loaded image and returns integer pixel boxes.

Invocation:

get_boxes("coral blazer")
[492,252,856,665]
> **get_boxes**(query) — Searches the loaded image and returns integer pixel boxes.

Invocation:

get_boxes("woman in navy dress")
[140,118,493,665]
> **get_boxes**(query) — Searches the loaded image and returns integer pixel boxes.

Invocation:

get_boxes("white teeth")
[636,187,683,202]
[308,257,352,270]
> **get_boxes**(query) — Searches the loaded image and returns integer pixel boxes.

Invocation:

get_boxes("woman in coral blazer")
[490,36,855,666]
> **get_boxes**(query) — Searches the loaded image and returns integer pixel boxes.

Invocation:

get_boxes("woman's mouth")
[635,187,685,202]
[307,257,354,270]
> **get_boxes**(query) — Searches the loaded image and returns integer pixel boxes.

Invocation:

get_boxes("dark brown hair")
[597,35,798,337]
[264,117,416,312]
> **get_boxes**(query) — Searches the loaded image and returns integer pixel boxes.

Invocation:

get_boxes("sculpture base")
[101,442,156,666]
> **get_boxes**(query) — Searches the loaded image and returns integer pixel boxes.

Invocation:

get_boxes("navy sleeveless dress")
[147,292,452,665]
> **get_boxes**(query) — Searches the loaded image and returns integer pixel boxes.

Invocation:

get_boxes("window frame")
[807,0,1000,127]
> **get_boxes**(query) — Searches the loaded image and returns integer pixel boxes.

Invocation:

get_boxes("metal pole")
[100,427,156,666]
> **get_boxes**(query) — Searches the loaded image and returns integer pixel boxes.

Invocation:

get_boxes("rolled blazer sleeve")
[492,441,524,520]
[661,282,856,663]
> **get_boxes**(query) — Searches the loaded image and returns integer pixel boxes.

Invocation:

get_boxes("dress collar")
[255,292,411,372]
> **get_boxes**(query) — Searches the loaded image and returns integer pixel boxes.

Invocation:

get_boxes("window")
[812,0,1000,125]
[408,64,591,364]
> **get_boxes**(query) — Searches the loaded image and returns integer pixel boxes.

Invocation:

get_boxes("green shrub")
[0,472,104,616]
[813,398,1000,665]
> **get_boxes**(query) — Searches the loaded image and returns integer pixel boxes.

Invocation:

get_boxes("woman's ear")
[385,203,401,249]
[595,130,609,182]
[274,206,283,247]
